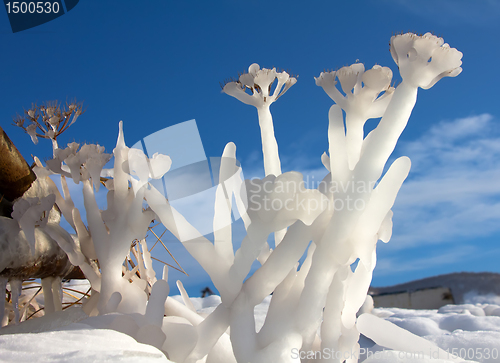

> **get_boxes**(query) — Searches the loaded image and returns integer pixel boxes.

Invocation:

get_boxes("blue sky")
[1,0,500,296]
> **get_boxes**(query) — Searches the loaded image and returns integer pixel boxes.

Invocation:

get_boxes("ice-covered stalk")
[213,142,240,265]
[327,105,349,181]
[223,64,297,247]
[354,82,418,183]
[345,114,366,169]
[257,106,281,176]
[223,64,296,247]
[9,279,22,324]
[306,32,462,362]
[318,157,411,361]
[357,32,462,183]
[88,122,159,314]
[222,63,296,177]
[51,138,59,157]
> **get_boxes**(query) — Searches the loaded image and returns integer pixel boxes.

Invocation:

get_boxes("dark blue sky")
[1,1,500,295]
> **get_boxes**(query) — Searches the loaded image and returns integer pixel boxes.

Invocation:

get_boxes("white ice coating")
[1,32,463,363]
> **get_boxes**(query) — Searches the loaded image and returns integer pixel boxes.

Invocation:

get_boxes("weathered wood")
[0,126,36,204]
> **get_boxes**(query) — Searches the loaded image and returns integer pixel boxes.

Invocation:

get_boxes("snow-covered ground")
[1,285,500,363]
[361,303,500,362]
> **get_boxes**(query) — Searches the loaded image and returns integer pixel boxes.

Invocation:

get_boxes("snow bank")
[0,328,171,362]
[363,303,500,363]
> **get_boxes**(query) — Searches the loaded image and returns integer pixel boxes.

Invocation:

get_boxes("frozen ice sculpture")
[1,32,462,363]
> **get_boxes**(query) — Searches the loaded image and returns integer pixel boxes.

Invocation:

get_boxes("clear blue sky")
[1,1,500,296]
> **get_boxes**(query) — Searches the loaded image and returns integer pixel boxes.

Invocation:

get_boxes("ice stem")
[52,276,63,312]
[51,138,59,158]
[320,266,349,357]
[345,114,366,170]
[10,279,22,324]
[230,291,258,362]
[328,105,349,182]
[257,106,287,246]
[257,106,281,177]
[185,303,232,363]
[355,82,418,183]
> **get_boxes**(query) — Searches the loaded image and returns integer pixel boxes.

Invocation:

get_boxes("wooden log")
[0,126,36,204]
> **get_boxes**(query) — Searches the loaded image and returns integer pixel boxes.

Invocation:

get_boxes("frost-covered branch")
[13,100,84,155]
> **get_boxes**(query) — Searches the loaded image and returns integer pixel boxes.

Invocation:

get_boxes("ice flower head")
[222,63,297,108]
[126,149,172,196]
[45,142,112,191]
[316,63,395,169]
[315,63,394,119]
[390,32,463,89]
[223,63,296,177]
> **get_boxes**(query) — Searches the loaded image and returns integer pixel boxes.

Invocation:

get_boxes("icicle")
[52,276,63,312]
[145,279,169,326]
[139,239,156,285]
[9,279,22,324]
[177,280,196,313]
[41,277,55,315]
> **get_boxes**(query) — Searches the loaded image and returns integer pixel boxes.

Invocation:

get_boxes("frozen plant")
[309,32,462,362]
[24,123,176,350]
[13,100,84,154]
[3,32,463,363]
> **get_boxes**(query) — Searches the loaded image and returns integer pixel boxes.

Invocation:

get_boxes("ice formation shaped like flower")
[46,142,112,191]
[126,149,172,196]
[315,63,394,119]
[390,32,463,89]
[223,64,297,178]
[222,63,297,108]
[316,64,395,169]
